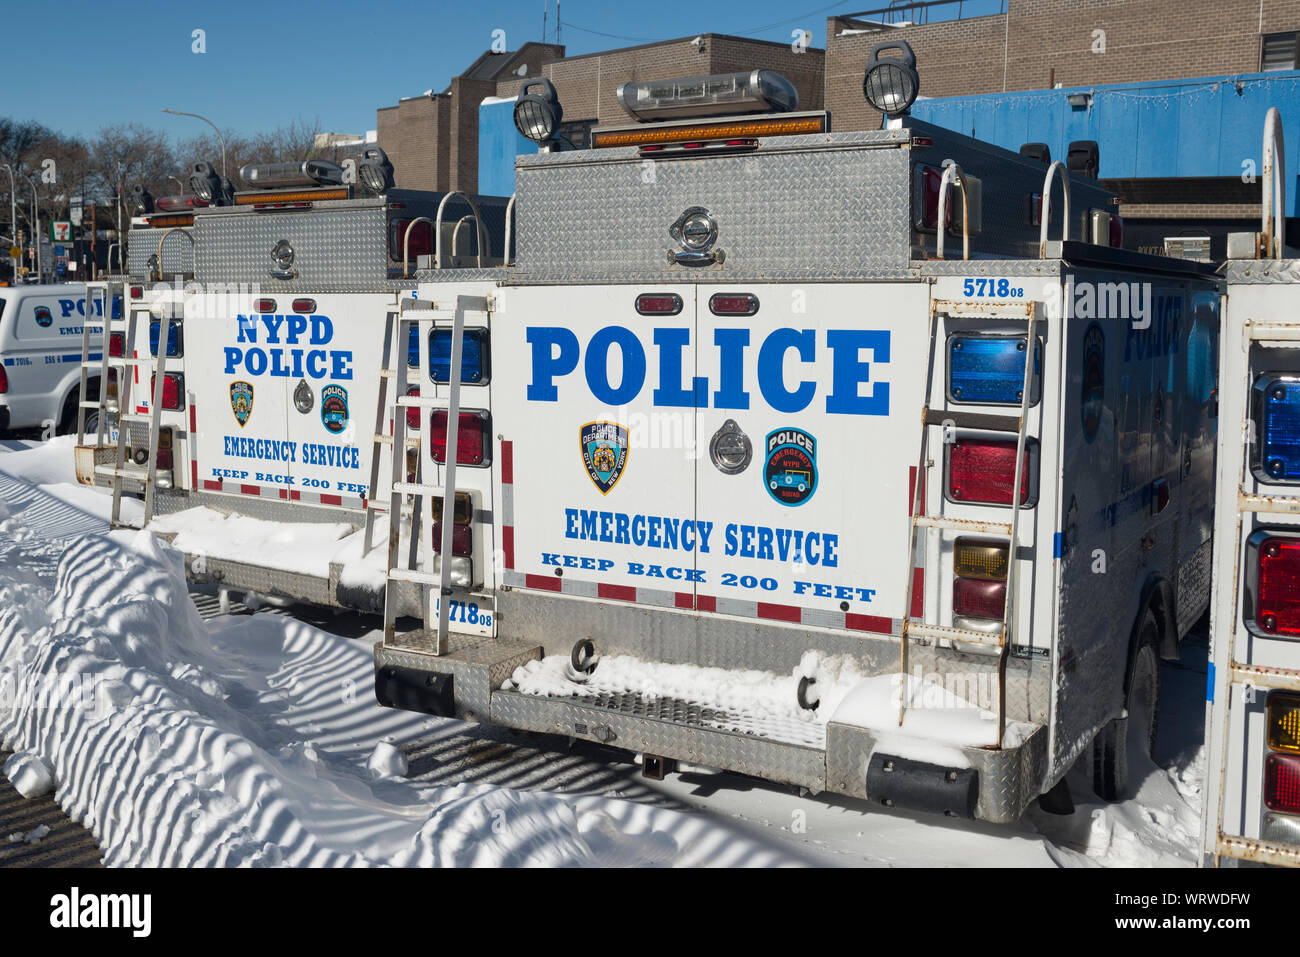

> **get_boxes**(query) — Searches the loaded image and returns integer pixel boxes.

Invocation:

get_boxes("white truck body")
[82,112,1220,823]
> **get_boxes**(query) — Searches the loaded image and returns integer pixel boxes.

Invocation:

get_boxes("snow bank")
[3,750,54,798]
[0,521,803,867]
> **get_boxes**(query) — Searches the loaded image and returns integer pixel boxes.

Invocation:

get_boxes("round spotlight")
[189,161,218,202]
[863,41,920,118]
[357,147,394,194]
[513,78,562,146]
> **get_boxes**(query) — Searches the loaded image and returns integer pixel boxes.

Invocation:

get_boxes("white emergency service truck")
[78,46,1220,824]
[1202,109,1300,867]
[0,283,118,435]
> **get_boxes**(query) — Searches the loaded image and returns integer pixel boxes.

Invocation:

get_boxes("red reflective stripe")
[278,489,289,499]
[319,494,342,506]
[696,594,716,613]
[846,613,893,635]
[188,404,196,433]
[136,405,148,414]
[525,573,562,592]
[911,567,924,618]
[133,350,139,385]
[240,484,260,496]
[190,460,197,489]
[502,526,514,569]
[288,489,301,501]
[757,602,801,623]
[675,592,693,609]
[598,583,636,602]
[203,479,222,491]
[908,464,925,517]
[500,440,513,484]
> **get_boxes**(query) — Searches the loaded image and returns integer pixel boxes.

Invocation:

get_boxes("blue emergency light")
[149,320,183,358]
[948,335,1039,405]
[407,327,488,383]
[1260,377,1300,481]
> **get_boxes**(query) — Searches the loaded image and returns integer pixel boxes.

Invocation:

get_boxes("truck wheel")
[1092,609,1161,801]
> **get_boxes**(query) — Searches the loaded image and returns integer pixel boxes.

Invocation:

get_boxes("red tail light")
[254,298,276,313]
[390,218,433,259]
[130,286,143,300]
[405,386,421,429]
[918,165,954,231]
[635,293,683,316]
[0,365,7,394]
[948,439,1035,506]
[431,522,473,556]
[1266,753,1300,812]
[430,410,490,466]
[1258,537,1300,636]
[156,428,174,473]
[709,293,760,316]
[109,332,125,357]
[150,373,184,411]
[953,577,1006,620]
[1109,213,1124,249]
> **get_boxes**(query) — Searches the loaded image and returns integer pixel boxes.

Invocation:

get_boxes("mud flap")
[375,665,455,717]
[866,753,978,819]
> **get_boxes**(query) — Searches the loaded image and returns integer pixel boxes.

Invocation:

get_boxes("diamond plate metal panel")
[825,721,1047,823]
[127,227,193,279]
[513,135,912,283]
[376,637,540,721]
[1223,259,1300,284]
[194,201,396,292]
[490,689,827,790]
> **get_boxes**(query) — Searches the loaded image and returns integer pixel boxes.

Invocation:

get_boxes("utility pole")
[23,173,40,283]
[1,164,16,283]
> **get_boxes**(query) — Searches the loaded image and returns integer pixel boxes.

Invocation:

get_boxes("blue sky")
[1,0,999,141]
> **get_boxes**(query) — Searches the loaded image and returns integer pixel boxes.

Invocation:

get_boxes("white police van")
[0,284,117,435]
[81,47,1221,824]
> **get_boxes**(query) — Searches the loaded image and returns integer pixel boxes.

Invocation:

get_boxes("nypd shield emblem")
[230,381,254,427]
[580,421,629,495]
[321,384,349,434]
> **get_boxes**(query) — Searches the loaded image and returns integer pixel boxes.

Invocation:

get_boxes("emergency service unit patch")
[580,421,629,495]
[321,384,349,434]
[764,427,817,506]
[230,380,254,427]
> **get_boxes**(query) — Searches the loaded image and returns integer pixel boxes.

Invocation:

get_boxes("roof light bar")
[240,159,346,190]
[617,69,798,122]
[234,187,350,206]
[592,113,826,150]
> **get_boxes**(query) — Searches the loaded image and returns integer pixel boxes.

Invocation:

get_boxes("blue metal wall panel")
[478,98,537,197]
[911,71,1300,214]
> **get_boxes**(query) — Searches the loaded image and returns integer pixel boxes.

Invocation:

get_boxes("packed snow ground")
[0,438,1209,866]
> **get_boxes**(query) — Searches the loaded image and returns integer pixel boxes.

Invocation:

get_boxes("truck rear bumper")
[373,637,1048,824]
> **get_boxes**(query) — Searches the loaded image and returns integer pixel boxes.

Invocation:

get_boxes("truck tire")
[1092,608,1161,801]
[58,382,98,437]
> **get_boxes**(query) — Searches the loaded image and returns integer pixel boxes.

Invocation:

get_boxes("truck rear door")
[693,282,929,630]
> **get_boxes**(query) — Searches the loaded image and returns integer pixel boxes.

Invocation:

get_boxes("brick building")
[825,0,1300,131]
[491,34,825,145]
[378,34,823,191]
[377,42,564,192]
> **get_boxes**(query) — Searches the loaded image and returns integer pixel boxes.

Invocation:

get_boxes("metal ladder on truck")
[1208,316,1300,867]
[366,293,488,655]
[897,297,1041,748]
[79,280,174,529]
[896,160,1046,748]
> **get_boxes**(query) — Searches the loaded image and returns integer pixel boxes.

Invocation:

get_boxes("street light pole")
[22,173,40,283]
[162,108,227,177]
